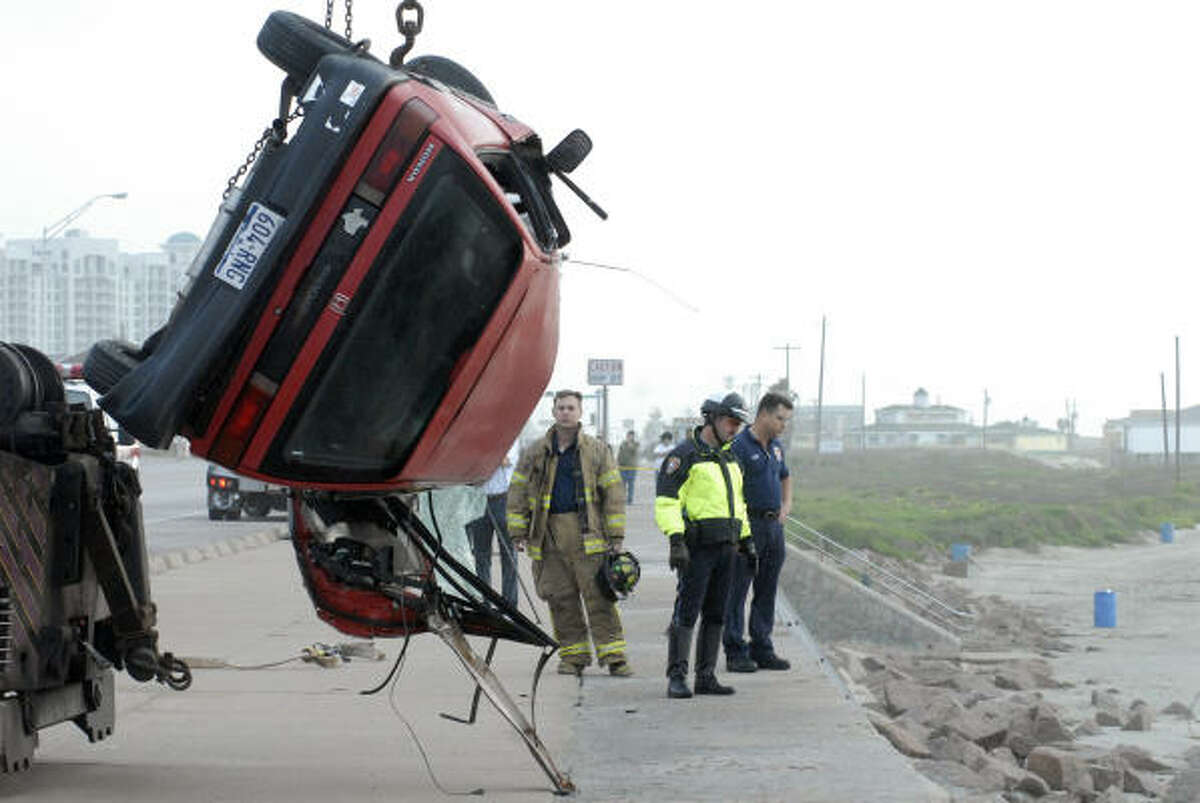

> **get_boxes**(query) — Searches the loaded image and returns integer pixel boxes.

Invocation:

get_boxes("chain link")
[222,105,304,200]
[390,0,424,67]
[325,0,352,40]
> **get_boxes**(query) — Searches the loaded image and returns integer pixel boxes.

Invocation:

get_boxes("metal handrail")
[784,515,975,633]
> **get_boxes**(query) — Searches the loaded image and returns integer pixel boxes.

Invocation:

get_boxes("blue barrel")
[1161,522,1175,543]
[950,543,970,563]
[1094,589,1117,628]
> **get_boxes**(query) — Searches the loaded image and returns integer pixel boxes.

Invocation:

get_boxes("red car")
[89,12,595,493]
[85,14,603,791]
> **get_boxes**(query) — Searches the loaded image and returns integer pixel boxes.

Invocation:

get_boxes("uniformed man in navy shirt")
[724,391,795,671]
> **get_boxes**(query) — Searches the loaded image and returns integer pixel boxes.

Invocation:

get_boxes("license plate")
[213,202,285,290]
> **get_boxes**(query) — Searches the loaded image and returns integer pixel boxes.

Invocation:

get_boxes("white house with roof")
[862,388,976,448]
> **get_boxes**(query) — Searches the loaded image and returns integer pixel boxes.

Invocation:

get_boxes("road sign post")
[587,359,623,445]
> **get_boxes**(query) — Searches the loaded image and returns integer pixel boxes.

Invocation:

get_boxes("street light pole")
[41,192,128,251]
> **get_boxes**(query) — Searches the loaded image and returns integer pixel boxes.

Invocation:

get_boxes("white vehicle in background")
[62,379,141,472]
[206,463,288,521]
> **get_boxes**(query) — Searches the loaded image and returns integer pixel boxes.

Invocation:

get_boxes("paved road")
[138,452,285,554]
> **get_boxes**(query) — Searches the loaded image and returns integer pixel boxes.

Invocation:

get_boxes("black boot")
[666,624,694,699]
[694,623,735,695]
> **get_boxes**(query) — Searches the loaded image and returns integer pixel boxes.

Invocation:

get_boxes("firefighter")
[507,389,632,676]
[656,392,757,698]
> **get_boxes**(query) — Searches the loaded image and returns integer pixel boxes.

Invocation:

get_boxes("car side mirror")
[546,129,592,174]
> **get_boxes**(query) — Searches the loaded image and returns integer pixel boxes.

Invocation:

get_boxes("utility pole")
[815,316,826,454]
[1161,372,1170,467]
[861,374,867,451]
[1176,335,1181,484]
[774,343,801,398]
[981,389,991,449]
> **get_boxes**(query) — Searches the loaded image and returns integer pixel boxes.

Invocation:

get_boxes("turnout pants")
[532,513,626,667]
[724,516,786,659]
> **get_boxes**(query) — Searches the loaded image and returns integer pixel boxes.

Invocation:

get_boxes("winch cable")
[562,256,701,314]
[359,631,412,696]
[378,633,485,797]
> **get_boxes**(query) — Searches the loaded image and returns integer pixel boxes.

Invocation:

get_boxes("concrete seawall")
[779,543,962,652]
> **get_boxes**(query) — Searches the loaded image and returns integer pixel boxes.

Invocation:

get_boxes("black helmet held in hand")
[596,550,641,601]
[700,392,751,424]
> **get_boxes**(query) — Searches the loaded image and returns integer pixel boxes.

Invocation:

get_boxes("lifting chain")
[325,0,353,40]
[222,102,304,201]
[389,0,424,67]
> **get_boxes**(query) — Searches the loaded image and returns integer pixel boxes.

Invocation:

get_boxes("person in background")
[507,390,632,676]
[656,393,755,699]
[466,440,520,607]
[724,391,794,672]
[653,431,674,472]
[616,430,640,504]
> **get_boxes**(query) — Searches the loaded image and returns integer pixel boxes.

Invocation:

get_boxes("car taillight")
[355,98,438,206]
[211,374,277,467]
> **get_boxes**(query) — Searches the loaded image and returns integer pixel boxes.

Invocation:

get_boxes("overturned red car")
[83,10,604,793]
[89,11,594,493]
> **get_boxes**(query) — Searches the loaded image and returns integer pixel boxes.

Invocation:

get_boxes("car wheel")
[84,340,141,395]
[257,11,353,88]
[208,509,223,521]
[405,55,495,104]
[225,507,243,521]
[243,497,270,519]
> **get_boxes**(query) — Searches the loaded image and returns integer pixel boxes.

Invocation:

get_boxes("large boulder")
[1121,701,1153,731]
[1091,690,1124,727]
[1114,743,1172,772]
[882,678,948,716]
[1026,746,1095,795]
[1032,702,1075,744]
[866,710,932,759]
[1164,768,1200,802]
[1122,767,1163,796]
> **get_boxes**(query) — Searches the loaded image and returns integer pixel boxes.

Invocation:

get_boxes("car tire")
[257,11,353,88]
[243,497,271,519]
[405,55,495,104]
[84,340,141,395]
[208,509,223,521]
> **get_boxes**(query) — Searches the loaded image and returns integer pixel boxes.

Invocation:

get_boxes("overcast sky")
[4,1,1200,438]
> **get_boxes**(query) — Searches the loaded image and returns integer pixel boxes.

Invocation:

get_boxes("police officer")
[656,392,757,699]
[724,391,795,672]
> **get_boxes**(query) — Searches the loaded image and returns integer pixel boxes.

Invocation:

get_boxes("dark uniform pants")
[467,493,518,608]
[532,513,627,666]
[671,539,735,629]
[724,516,785,659]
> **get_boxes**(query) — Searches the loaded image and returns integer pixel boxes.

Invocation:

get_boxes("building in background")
[0,229,199,358]
[1106,407,1200,463]
[982,418,1067,452]
[792,404,864,452]
[858,387,975,449]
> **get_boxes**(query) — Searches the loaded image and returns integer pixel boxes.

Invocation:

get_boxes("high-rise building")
[0,229,199,358]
